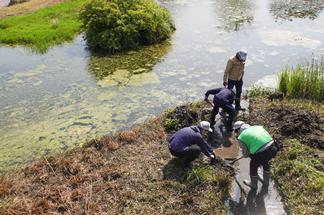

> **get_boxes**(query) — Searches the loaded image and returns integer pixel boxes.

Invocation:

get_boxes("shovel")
[224,155,244,165]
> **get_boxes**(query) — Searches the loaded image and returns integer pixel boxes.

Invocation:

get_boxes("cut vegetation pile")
[0,103,233,214]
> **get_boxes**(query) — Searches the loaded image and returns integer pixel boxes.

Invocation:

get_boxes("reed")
[278,59,324,102]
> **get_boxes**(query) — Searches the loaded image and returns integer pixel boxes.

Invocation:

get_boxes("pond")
[0,0,324,172]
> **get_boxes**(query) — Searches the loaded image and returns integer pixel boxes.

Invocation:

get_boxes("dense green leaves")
[80,0,175,53]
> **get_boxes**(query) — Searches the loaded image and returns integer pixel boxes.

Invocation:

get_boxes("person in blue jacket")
[204,87,236,132]
[168,121,216,166]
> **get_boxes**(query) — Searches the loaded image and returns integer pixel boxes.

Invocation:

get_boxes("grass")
[278,60,324,102]
[0,0,85,52]
[272,139,324,214]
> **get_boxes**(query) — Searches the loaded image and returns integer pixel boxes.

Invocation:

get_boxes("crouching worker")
[168,121,216,167]
[204,87,236,132]
[233,121,278,190]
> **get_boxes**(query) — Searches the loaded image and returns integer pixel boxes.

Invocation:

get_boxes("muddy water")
[1,0,324,172]
[212,102,286,215]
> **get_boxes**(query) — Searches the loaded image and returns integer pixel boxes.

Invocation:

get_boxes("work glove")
[210,153,217,164]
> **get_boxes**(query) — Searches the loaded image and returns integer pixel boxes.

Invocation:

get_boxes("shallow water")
[212,101,286,215]
[1,0,324,171]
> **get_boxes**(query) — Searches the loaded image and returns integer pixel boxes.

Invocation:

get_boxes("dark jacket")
[169,126,213,157]
[205,87,235,104]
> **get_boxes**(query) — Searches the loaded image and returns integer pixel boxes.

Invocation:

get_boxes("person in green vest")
[233,121,278,190]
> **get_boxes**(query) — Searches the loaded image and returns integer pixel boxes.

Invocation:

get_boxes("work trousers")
[249,144,278,176]
[169,144,201,164]
[210,97,235,130]
[228,79,243,108]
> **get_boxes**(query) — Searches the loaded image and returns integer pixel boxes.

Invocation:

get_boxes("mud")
[249,98,324,149]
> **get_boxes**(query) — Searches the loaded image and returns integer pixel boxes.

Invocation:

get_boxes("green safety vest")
[238,126,273,154]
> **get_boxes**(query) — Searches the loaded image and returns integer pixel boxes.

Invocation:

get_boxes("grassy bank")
[0,0,84,52]
[0,103,232,214]
[272,139,323,214]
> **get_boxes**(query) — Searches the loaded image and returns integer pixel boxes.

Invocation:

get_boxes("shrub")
[80,0,175,53]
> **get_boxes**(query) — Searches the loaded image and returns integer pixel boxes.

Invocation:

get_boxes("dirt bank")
[0,103,233,214]
[0,0,64,18]
[249,98,324,149]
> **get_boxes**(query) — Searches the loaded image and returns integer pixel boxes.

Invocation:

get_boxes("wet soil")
[249,98,324,149]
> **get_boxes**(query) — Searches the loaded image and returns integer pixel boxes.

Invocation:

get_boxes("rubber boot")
[263,171,271,186]
[244,175,259,190]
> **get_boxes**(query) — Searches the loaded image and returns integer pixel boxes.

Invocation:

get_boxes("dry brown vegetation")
[0,114,232,214]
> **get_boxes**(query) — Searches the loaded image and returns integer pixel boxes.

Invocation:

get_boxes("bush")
[80,0,175,53]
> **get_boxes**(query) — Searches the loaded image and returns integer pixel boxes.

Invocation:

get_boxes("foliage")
[272,139,324,214]
[0,0,84,52]
[278,61,324,102]
[80,0,175,53]
[245,86,275,98]
[163,118,181,132]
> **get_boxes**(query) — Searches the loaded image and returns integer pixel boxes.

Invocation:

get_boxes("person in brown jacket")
[223,50,247,111]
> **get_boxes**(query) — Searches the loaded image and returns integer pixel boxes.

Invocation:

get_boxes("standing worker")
[233,121,278,190]
[223,50,247,111]
[204,87,236,132]
[168,121,216,166]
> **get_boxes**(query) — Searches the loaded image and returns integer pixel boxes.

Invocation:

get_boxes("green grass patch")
[278,61,324,102]
[0,0,85,52]
[273,139,324,214]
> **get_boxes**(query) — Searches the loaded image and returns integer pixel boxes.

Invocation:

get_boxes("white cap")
[233,121,251,133]
[233,121,245,130]
[198,121,213,132]
[240,123,251,133]
[237,49,247,61]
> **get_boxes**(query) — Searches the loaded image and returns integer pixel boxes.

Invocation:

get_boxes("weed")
[163,118,181,132]
[272,139,324,214]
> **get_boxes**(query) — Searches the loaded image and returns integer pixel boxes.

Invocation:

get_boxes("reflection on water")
[214,0,254,31]
[0,0,324,172]
[270,0,324,21]
[88,41,171,80]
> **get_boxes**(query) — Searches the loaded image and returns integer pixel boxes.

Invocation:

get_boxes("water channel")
[1,0,324,174]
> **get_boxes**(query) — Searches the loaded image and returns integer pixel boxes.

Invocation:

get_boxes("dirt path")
[0,0,64,18]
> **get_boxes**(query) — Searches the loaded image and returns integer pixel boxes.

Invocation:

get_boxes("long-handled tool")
[225,155,244,165]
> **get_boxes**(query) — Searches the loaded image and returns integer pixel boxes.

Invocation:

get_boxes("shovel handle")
[229,155,244,165]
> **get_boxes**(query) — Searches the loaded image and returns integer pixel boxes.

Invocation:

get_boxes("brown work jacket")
[223,55,245,82]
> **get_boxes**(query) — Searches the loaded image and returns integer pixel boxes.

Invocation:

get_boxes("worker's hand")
[204,96,208,102]
[210,154,217,164]
[223,81,228,87]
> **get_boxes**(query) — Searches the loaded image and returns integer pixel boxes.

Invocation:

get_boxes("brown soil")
[0,110,233,214]
[0,0,64,18]
[248,98,324,149]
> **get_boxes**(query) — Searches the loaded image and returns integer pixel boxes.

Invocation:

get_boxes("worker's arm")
[205,88,221,100]
[223,59,233,85]
[196,136,214,158]
[238,140,249,157]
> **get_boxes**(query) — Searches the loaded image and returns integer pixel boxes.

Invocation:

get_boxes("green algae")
[88,40,171,80]
[270,0,324,21]
[214,0,254,31]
